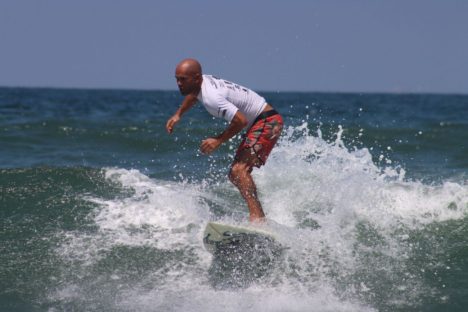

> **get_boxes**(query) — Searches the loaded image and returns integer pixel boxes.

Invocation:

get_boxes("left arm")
[200,111,248,154]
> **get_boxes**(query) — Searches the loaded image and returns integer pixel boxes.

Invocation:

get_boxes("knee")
[229,163,247,184]
[228,164,240,184]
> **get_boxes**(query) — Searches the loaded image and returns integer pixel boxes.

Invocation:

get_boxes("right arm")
[166,94,198,134]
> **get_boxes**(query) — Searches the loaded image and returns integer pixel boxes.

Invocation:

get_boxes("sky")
[0,0,467,94]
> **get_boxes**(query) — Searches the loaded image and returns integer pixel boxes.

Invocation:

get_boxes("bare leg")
[229,149,265,222]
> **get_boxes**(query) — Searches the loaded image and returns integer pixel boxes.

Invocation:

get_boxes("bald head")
[175,58,203,96]
[176,58,202,76]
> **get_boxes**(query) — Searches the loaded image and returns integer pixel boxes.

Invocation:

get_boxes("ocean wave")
[44,123,467,311]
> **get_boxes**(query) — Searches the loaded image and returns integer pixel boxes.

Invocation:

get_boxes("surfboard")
[203,222,280,255]
[204,222,284,288]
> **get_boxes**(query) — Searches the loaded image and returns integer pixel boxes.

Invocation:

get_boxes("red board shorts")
[235,110,283,167]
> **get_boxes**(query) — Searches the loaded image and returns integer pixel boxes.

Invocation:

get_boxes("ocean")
[0,87,467,312]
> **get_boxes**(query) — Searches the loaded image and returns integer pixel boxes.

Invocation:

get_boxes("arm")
[200,111,248,155]
[166,94,198,134]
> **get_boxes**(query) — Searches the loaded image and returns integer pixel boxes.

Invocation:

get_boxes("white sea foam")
[52,123,467,311]
[259,123,467,228]
[56,168,212,266]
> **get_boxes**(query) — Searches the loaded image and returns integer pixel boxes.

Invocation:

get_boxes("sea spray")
[256,123,468,309]
[47,124,467,311]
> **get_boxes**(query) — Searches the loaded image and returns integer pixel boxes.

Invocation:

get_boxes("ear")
[195,73,203,84]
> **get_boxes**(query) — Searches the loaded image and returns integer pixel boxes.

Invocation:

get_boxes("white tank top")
[197,75,267,127]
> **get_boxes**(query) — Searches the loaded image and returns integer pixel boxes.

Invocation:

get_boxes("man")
[166,58,283,222]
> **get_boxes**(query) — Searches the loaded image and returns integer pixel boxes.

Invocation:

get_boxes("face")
[175,67,201,96]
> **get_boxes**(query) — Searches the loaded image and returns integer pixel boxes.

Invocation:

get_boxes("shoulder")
[200,75,224,103]
[202,75,221,91]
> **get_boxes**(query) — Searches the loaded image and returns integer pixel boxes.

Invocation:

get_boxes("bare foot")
[249,215,266,224]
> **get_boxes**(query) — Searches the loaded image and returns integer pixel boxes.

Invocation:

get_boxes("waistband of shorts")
[253,109,279,125]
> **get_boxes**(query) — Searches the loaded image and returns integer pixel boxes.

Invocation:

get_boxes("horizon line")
[0,84,467,97]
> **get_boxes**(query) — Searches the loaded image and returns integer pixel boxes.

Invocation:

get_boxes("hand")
[166,114,180,134]
[200,137,222,155]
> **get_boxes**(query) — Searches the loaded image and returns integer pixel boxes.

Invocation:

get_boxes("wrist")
[216,133,230,143]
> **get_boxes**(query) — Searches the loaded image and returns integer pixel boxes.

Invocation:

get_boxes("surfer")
[166,58,283,222]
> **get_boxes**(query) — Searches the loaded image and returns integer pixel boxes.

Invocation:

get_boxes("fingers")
[166,116,178,134]
[166,120,173,133]
[200,140,210,154]
[200,138,221,155]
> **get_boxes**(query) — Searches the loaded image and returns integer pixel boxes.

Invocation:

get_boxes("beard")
[179,84,198,96]
[179,88,189,96]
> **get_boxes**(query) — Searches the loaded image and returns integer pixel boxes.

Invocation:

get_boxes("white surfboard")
[203,221,280,255]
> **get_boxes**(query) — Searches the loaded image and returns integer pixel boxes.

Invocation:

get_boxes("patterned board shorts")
[235,112,283,167]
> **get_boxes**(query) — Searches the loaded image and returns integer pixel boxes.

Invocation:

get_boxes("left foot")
[249,215,266,224]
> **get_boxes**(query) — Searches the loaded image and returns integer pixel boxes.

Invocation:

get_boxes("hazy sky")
[1,1,467,93]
